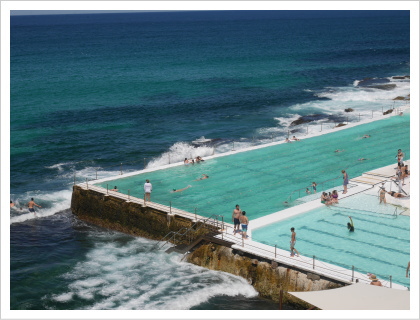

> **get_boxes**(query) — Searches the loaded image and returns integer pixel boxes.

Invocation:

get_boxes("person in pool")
[172,185,192,193]
[195,174,209,181]
[347,216,354,232]
[110,186,118,191]
[379,187,387,204]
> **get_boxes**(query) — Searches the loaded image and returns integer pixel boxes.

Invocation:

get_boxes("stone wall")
[186,243,344,308]
[71,185,345,309]
[71,185,213,241]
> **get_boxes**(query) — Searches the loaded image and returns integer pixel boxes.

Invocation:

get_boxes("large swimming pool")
[252,193,410,288]
[95,114,410,220]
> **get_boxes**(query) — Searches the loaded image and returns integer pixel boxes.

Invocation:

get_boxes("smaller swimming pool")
[252,193,410,288]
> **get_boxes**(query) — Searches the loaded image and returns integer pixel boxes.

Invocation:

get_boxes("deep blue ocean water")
[7,10,410,311]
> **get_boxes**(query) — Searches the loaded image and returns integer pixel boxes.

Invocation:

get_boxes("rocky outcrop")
[344,108,354,112]
[383,109,394,115]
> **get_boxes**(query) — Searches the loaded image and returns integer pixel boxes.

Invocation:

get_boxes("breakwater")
[71,184,346,308]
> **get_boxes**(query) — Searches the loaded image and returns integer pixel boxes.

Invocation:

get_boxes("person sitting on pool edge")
[320,192,331,205]
[347,216,354,232]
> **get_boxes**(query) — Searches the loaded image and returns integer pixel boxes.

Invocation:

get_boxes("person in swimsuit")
[290,227,299,257]
[239,211,249,239]
[194,174,209,181]
[172,185,192,193]
[28,198,41,214]
[232,204,242,234]
[320,192,331,205]
[331,190,339,204]
[387,190,407,198]
[110,186,118,191]
[347,216,355,232]
[312,182,317,193]
[379,187,387,204]
[342,170,349,194]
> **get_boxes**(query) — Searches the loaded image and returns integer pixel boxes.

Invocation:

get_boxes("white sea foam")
[146,142,215,169]
[49,236,257,310]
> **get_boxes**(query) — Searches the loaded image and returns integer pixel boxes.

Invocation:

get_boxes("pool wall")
[71,183,352,308]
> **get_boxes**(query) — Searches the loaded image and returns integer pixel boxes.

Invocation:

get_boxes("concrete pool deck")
[210,160,410,290]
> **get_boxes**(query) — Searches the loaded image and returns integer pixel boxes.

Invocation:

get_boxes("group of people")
[285,136,300,143]
[184,156,204,165]
[320,190,339,205]
[232,204,249,239]
[10,198,42,215]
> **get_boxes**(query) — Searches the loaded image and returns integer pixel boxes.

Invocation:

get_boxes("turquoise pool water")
[95,114,410,220]
[252,193,410,288]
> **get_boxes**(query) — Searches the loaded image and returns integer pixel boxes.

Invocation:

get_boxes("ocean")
[7,10,410,312]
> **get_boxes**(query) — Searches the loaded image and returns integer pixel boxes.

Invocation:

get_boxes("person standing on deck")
[239,211,249,239]
[232,204,242,234]
[290,227,299,257]
[144,179,152,202]
[342,170,349,194]
[379,187,387,204]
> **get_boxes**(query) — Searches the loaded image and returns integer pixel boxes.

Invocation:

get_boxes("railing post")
[232,141,235,151]
[144,158,146,169]
[120,163,122,175]
[320,122,322,132]
[128,189,130,201]
[389,275,392,288]
[275,245,277,258]
[359,113,361,122]
[86,178,88,190]
[307,125,308,135]
[242,237,244,247]
[313,255,315,269]
[352,265,354,282]
[195,208,197,221]
[106,184,108,195]
[170,201,172,214]
[96,169,98,180]
[169,154,171,164]
[271,133,273,142]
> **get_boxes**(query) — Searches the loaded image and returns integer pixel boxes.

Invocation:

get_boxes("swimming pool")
[95,114,410,220]
[252,193,410,288]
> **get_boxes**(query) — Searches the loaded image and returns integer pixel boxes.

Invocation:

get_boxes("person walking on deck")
[342,170,349,194]
[232,204,242,234]
[290,227,299,257]
[144,179,152,202]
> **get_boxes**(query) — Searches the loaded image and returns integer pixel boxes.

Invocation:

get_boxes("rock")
[393,96,405,100]
[344,108,354,112]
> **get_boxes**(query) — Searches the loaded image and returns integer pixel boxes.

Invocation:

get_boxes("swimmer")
[358,158,367,161]
[305,188,311,194]
[172,185,192,193]
[195,174,209,181]
[334,149,344,153]
[10,200,15,208]
[347,216,354,232]
[28,198,41,215]
[184,158,190,164]
[291,136,300,141]
[285,138,292,143]
[362,134,371,138]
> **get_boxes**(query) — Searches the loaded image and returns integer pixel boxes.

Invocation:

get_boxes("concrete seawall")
[71,184,347,308]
